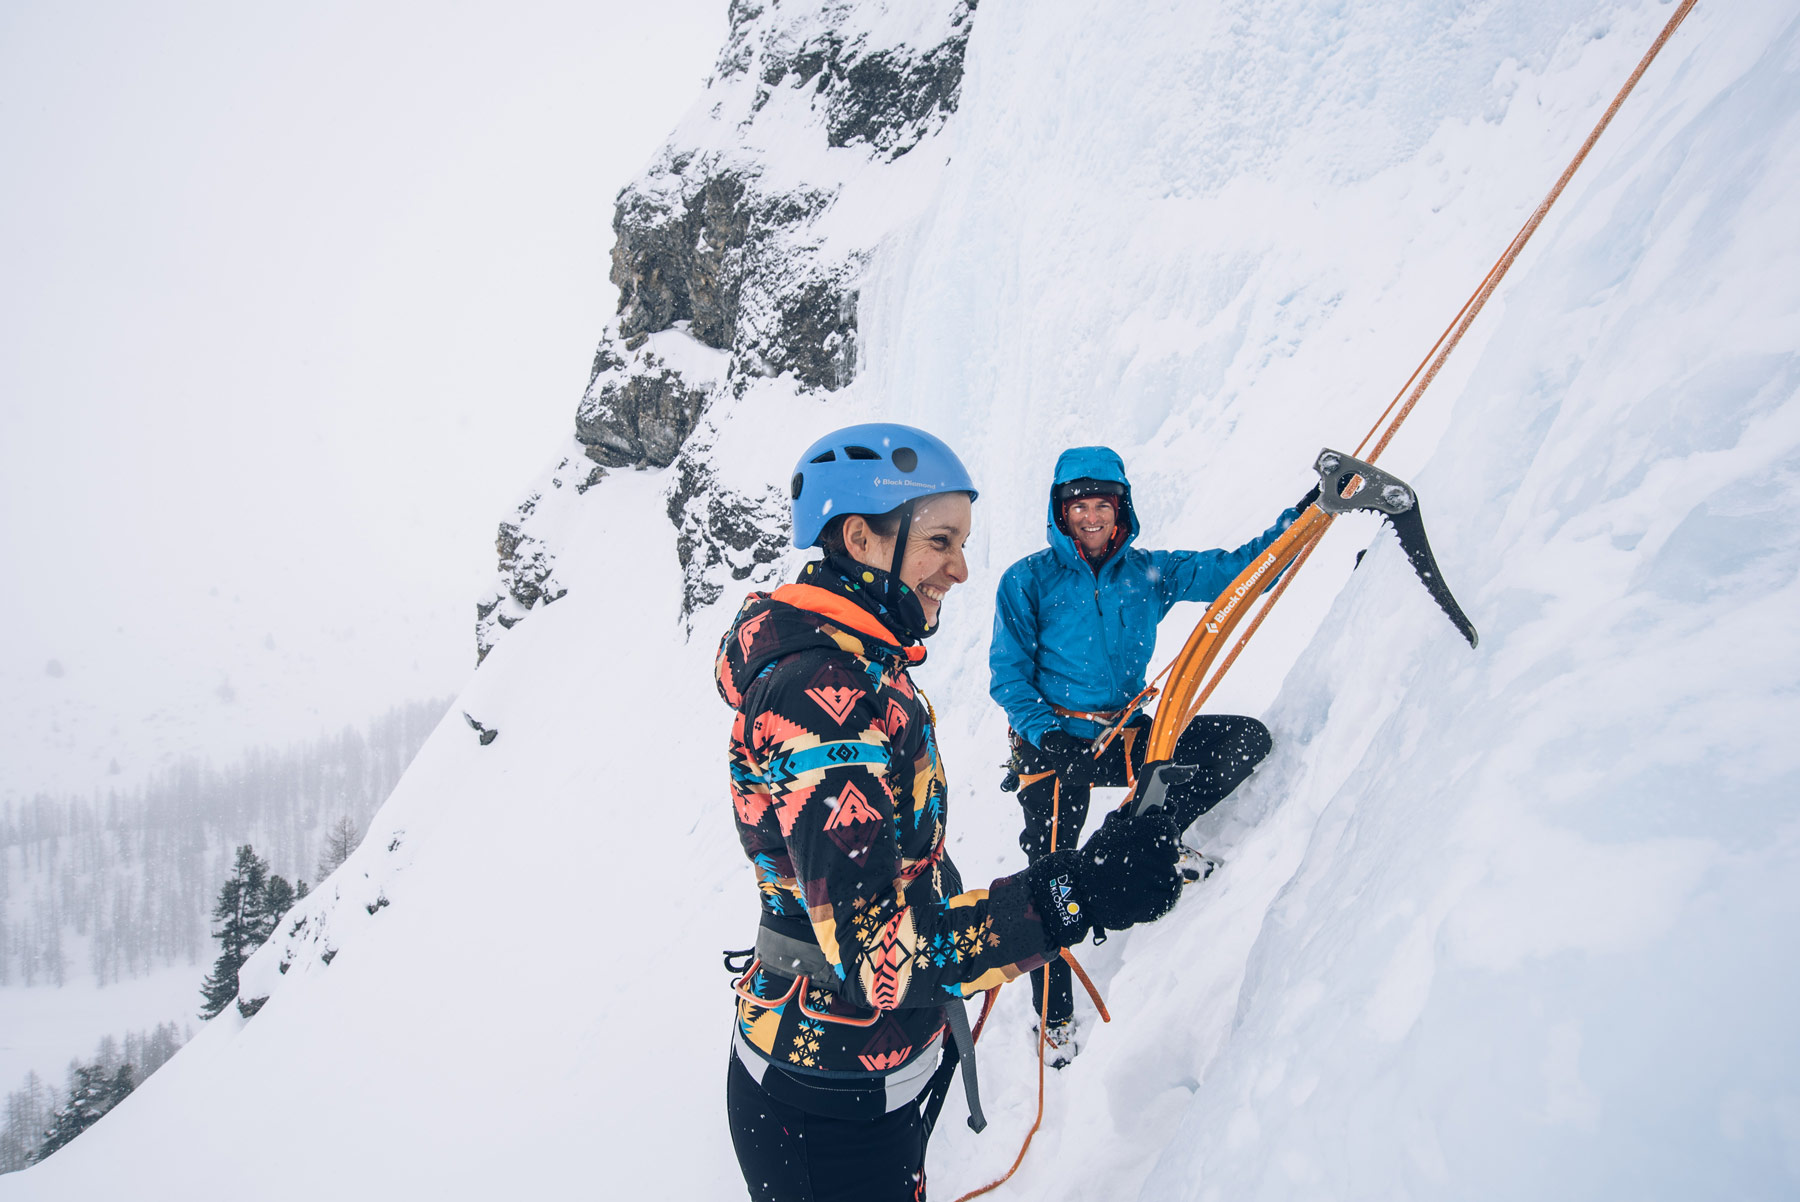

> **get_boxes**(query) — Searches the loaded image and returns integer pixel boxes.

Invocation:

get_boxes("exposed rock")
[462,713,499,746]
[722,0,978,159]
[608,164,845,396]
[475,468,577,665]
[612,171,761,348]
[666,448,791,620]
[731,256,864,393]
[576,340,716,469]
[477,0,980,654]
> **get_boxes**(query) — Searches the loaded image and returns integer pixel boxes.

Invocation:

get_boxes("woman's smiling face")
[842,492,973,625]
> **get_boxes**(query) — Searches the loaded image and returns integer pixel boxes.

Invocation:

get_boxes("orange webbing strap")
[1090,677,1164,760]
[1120,722,1140,792]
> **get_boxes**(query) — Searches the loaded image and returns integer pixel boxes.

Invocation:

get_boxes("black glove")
[1034,729,1093,782]
[1293,483,1320,513]
[1023,807,1182,948]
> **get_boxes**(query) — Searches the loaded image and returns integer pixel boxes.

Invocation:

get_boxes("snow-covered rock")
[480,0,977,640]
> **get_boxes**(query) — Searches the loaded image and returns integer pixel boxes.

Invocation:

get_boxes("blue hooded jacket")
[989,446,1297,746]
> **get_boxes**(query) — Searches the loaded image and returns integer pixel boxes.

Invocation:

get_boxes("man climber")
[988,445,1303,1064]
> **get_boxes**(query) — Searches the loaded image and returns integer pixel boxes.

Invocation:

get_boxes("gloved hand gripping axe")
[1130,763,1197,818]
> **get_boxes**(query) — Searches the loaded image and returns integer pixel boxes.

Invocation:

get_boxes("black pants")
[728,1054,929,1201]
[1014,713,1271,1024]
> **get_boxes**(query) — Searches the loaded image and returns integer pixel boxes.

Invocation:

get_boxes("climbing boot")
[1036,1017,1082,1069]
[1177,844,1221,884]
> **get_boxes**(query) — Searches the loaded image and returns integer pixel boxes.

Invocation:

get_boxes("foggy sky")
[0,1,724,799]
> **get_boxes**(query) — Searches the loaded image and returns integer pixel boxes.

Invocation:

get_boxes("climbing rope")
[950,4,1696,1194]
[1358,0,1698,467]
[1144,0,1697,759]
[954,779,1110,1202]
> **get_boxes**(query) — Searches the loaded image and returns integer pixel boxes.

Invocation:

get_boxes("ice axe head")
[1130,760,1199,817]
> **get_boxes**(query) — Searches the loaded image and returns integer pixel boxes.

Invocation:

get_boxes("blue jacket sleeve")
[989,563,1059,747]
[1152,508,1301,615]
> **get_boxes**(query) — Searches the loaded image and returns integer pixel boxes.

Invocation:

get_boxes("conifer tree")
[256,874,296,944]
[32,1062,131,1162]
[0,1072,52,1173]
[198,845,269,1019]
[317,815,361,881]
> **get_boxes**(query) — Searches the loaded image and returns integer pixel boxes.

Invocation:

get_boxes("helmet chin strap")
[887,499,915,597]
[883,499,937,637]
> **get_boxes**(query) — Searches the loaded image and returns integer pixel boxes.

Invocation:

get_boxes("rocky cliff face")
[477,0,977,659]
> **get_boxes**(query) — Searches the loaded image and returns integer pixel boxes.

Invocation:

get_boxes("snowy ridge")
[480,0,976,651]
[7,1,1798,1198]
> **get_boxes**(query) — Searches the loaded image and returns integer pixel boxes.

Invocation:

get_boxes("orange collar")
[771,582,927,663]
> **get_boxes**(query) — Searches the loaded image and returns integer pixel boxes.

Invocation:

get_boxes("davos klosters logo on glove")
[1051,873,1081,926]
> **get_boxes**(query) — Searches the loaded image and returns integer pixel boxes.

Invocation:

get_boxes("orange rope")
[1142,0,1696,758]
[1090,670,1170,758]
[954,779,1066,1201]
[1188,521,1332,717]
[1361,0,1696,466]
[1060,949,1111,1024]
[1147,506,1331,759]
[950,11,1696,1195]
[948,972,1050,1202]
[1352,261,1497,457]
[970,985,1001,1044]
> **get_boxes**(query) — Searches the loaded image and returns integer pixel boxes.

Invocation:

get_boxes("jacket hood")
[715,573,925,711]
[1046,446,1139,565]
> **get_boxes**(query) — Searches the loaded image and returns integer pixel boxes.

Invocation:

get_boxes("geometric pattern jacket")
[716,558,1059,1079]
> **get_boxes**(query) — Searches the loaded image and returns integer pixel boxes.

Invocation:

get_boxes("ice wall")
[897,2,1800,1198]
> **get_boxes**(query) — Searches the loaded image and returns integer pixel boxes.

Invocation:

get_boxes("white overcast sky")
[0,1,725,799]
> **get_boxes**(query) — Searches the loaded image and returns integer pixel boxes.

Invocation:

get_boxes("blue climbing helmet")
[789,423,979,549]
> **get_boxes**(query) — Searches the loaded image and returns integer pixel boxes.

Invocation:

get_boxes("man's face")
[1066,496,1117,558]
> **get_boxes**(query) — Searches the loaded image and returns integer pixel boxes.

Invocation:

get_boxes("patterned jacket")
[717,558,1059,1079]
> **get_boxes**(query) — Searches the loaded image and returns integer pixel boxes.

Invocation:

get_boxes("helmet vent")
[810,451,837,464]
[844,445,881,460]
[790,473,804,499]
[891,447,918,472]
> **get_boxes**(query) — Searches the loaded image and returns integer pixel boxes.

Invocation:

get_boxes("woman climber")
[717,424,1185,1201]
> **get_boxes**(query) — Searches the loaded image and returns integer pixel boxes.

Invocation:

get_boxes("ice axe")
[1129,761,1197,818]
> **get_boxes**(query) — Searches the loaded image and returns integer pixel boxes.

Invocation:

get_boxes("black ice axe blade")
[1131,760,1199,818]
[1312,448,1479,649]
[1385,503,1479,649]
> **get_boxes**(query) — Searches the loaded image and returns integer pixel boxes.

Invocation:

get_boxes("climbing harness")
[729,913,991,1129]
[957,2,1700,1194]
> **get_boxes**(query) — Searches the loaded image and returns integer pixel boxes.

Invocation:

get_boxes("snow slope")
[7,0,1797,1197]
